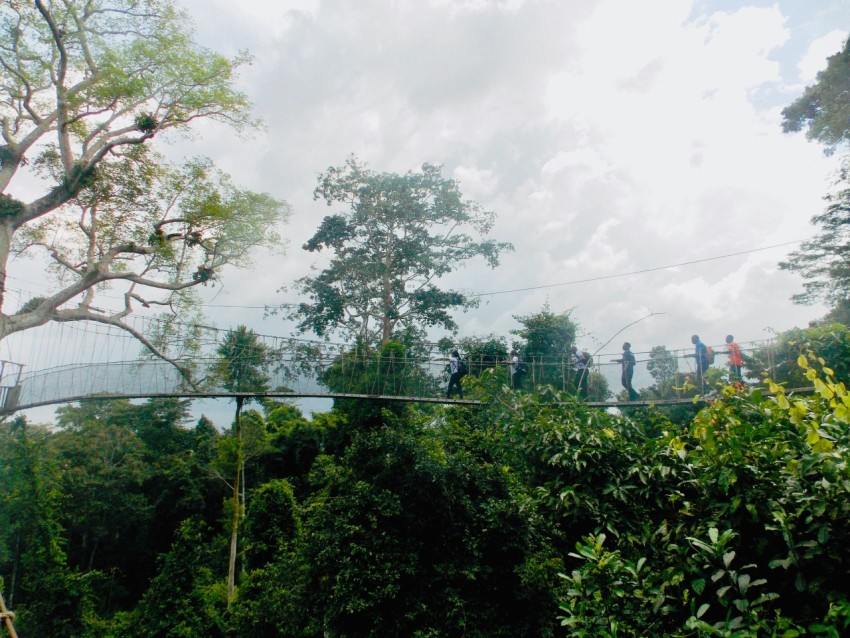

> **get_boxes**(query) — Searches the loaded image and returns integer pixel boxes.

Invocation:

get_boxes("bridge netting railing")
[3,341,777,411]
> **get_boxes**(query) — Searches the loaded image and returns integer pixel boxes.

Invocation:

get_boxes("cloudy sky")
[163,0,848,361]
[8,0,850,424]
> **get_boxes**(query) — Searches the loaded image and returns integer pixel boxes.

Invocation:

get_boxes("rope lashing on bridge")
[0,590,18,638]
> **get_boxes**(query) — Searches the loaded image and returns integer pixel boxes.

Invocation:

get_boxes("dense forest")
[3,322,850,637]
[5,2,850,635]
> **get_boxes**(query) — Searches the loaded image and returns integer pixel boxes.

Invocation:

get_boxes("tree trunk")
[0,222,12,314]
[226,396,244,610]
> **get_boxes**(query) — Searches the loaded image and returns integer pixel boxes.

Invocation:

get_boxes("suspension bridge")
[0,318,779,414]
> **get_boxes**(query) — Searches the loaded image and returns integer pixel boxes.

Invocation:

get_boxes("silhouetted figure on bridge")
[689,334,710,391]
[723,334,743,383]
[612,342,638,401]
[447,350,464,399]
[571,345,591,399]
[510,349,524,390]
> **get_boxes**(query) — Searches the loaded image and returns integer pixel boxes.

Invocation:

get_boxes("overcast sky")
[163,0,849,358]
[9,0,850,424]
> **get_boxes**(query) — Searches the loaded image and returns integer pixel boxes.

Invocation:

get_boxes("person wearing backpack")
[447,349,464,399]
[723,334,743,382]
[689,334,710,391]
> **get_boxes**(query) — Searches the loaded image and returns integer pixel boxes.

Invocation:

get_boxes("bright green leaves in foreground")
[531,356,850,637]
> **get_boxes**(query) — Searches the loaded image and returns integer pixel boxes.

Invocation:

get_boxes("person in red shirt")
[725,334,743,382]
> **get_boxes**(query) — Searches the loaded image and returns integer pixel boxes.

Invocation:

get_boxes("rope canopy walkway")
[0,320,785,413]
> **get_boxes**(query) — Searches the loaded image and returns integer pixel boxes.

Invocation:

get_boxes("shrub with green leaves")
[490,354,850,636]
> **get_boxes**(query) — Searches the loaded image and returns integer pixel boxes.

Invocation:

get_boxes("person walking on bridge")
[571,345,591,399]
[612,342,638,401]
[509,349,523,390]
[689,334,709,391]
[723,334,743,383]
[447,350,464,399]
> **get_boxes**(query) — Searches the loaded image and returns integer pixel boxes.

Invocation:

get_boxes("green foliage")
[319,340,436,428]
[292,156,513,344]
[558,534,674,637]
[509,353,850,636]
[1,0,256,180]
[780,161,850,306]
[511,303,577,364]
[781,36,850,153]
[746,324,850,388]
[214,325,272,397]
[294,422,556,637]
[0,401,230,633]
[0,1,287,366]
[451,334,509,377]
[243,479,300,567]
[9,340,850,636]
[111,519,230,638]
[647,345,680,392]
[256,402,327,492]
[817,298,850,328]
[0,418,95,637]
[0,193,24,217]
[511,304,594,396]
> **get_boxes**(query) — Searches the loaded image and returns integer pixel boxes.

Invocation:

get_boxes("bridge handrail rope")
[0,333,790,413]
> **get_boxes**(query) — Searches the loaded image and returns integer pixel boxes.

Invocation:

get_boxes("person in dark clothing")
[447,349,464,399]
[690,334,709,390]
[509,349,523,390]
[613,342,639,401]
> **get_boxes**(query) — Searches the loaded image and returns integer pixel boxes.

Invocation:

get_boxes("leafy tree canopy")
[646,345,679,390]
[292,156,513,344]
[0,0,287,369]
[510,303,577,359]
[781,36,850,154]
[780,160,850,307]
[214,325,272,398]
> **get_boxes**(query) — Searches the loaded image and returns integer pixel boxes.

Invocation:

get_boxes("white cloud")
[797,29,847,83]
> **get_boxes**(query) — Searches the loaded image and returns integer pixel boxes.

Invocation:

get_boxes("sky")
[171,0,847,348]
[9,0,850,425]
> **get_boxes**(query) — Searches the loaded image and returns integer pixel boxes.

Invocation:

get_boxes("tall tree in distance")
[646,345,679,395]
[511,303,577,389]
[0,0,287,368]
[292,156,513,345]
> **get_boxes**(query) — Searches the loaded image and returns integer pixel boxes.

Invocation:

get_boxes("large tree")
[213,325,272,608]
[0,0,287,368]
[781,36,850,154]
[779,160,850,306]
[510,303,577,388]
[292,156,513,344]
[780,37,850,310]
